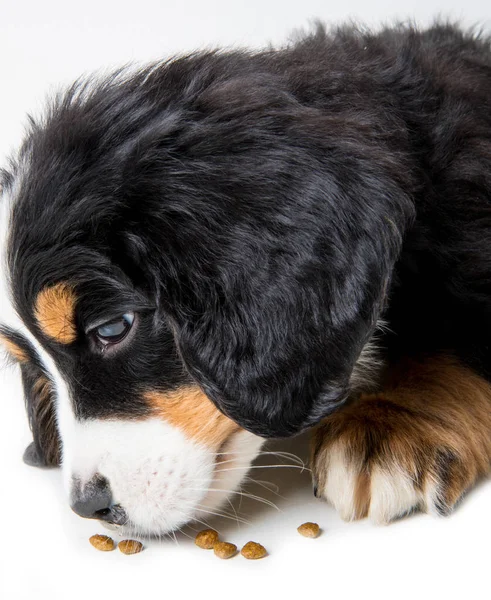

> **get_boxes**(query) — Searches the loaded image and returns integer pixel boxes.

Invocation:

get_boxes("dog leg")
[311,355,491,523]
[21,364,60,467]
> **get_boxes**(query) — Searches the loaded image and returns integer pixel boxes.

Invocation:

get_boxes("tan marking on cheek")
[145,387,240,448]
[34,282,77,344]
[0,334,29,363]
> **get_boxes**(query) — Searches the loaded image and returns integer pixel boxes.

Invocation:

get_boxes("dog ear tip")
[22,441,47,468]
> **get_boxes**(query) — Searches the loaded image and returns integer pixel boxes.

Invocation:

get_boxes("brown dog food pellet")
[195,529,219,549]
[297,522,320,538]
[89,534,115,551]
[240,541,267,560]
[118,540,144,555]
[213,542,237,559]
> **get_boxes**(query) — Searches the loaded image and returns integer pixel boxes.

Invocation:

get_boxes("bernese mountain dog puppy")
[0,22,490,536]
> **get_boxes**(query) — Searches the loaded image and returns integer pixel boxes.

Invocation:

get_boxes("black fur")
[2,22,491,452]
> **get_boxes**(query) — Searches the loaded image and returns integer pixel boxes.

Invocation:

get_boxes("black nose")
[70,474,114,520]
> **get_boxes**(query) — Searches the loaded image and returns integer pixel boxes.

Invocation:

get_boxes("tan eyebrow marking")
[0,333,29,363]
[144,386,241,449]
[34,282,77,344]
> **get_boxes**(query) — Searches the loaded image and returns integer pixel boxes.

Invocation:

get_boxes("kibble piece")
[89,534,115,551]
[118,540,144,555]
[297,522,320,538]
[213,542,237,559]
[195,529,219,549]
[240,541,267,560]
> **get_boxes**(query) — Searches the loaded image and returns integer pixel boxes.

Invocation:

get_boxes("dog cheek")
[144,386,241,449]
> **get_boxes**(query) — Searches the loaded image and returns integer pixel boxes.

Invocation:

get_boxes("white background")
[0,1,490,599]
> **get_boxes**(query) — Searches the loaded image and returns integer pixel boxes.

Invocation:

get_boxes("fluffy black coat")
[2,22,491,443]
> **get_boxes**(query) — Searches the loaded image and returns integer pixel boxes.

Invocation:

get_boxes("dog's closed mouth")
[95,504,128,526]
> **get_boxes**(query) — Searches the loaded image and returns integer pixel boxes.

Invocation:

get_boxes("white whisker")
[189,487,280,511]
[215,464,311,474]
[244,477,281,495]
[193,505,251,526]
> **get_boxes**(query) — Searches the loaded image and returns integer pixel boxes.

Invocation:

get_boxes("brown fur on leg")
[311,355,491,523]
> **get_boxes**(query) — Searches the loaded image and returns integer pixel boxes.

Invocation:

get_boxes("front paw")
[22,441,56,468]
[311,395,475,524]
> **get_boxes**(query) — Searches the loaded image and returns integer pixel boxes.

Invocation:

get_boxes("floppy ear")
[20,363,60,467]
[158,140,414,438]
[118,84,415,437]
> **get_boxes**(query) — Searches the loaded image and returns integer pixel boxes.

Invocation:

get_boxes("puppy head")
[0,216,263,535]
[0,52,413,534]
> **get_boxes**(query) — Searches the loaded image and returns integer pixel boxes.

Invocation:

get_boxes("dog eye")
[94,312,135,346]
